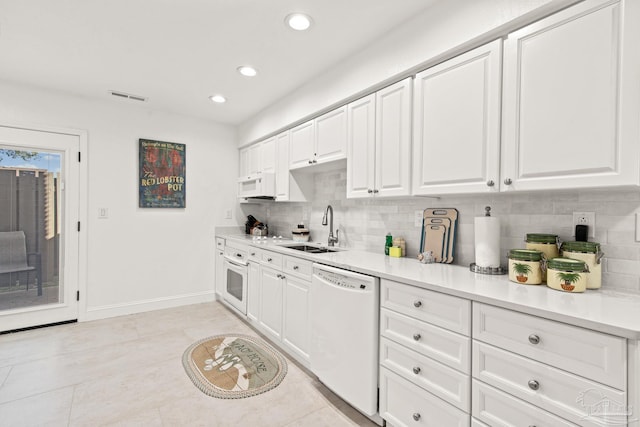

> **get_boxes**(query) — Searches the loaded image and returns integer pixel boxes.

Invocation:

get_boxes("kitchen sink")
[280,244,340,254]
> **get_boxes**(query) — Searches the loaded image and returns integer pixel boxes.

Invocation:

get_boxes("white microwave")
[237,172,276,199]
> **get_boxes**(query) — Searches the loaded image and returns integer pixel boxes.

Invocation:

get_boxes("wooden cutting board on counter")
[420,208,458,264]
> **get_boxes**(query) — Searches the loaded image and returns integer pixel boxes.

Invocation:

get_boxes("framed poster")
[139,139,186,208]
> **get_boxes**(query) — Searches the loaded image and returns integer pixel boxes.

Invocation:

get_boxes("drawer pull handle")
[293,265,299,270]
[267,258,273,262]
[413,333,421,341]
[412,413,421,421]
[528,334,540,345]
[412,366,421,375]
[250,252,255,256]
[413,300,422,308]
[528,380,540,390]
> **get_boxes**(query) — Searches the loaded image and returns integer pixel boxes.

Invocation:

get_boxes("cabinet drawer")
[380,337,469,411]
[473,303,626,389]
[473,379,577,427]
[381,308,470,373]
[224,246,247,263]
[247,247,261,262]
[215,237,225,250]
[473,341,626,426]
[261,250,283,268]
[380,367,469,427]
[381,279,470,335]
[282,256,312,280]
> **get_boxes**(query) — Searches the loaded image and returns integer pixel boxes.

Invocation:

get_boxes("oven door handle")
[224,255,248,267]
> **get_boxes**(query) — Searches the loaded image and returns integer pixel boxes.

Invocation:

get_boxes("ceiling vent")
[109,90,147,102]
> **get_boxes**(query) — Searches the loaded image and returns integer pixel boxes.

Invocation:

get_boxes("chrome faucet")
[322,205,339,246]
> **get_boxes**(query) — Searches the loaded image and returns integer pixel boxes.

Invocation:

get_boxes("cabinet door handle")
[413,333,421,341]
[528,380,540,390]
[367,189,373,194]
[250,252,255,256]
[486,179,495,187]
[412,366,421,375]
[293,265,299,270]
[308,160,313,164]
[412,413,421,421]
[413,300,422,308]
[504,178,513,185]
[267,258,273,262]
[373,189,379,193]
[528,334,540,345]
[312,159,318,164]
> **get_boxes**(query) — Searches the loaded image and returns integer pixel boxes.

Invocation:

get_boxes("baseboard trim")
[82,291,216,321]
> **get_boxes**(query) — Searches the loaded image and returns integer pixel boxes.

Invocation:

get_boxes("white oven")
[223,245,248,315]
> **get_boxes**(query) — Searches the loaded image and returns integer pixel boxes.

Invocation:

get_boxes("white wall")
[0,80,238,320]
[237,0,578,145]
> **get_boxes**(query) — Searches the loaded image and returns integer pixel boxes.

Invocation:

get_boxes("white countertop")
[221,234,640,340]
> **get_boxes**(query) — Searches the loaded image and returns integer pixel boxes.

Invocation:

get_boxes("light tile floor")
[0,301,378,426]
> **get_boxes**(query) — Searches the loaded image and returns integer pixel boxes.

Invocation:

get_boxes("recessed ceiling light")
[285,13,312,31]
[209,94,226,103]
[237,66,257,77]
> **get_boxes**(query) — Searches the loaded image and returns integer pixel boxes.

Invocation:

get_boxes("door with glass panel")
[0,125,80,332]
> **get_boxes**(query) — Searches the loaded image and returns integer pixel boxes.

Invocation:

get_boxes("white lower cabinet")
[379,279,471,425]
[282,273,310,362]
[259,265,283,341]
[472,302,628,427]
[246,248,262,323]
[244,249,311,368]
[472,380,577,427]
[380,367,469,427]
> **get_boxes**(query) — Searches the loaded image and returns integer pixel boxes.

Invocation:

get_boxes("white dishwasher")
[310,263,380,416]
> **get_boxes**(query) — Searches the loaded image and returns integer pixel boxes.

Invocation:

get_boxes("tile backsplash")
[240,170,640,294]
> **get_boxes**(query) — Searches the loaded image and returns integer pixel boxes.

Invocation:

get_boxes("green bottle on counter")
[385,232,393,255]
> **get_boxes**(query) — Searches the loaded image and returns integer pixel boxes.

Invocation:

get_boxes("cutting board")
[420,208,458,263]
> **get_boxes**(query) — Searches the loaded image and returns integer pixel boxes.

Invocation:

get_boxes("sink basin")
[280,244,340,254]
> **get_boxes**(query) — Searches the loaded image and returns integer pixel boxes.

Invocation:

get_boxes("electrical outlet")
[414,210,424,227]
[98,207,109,219]
[225,209,232,219]
[572,211,595,238]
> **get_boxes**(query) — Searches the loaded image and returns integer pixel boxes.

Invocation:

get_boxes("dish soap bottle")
[385,233,393,255]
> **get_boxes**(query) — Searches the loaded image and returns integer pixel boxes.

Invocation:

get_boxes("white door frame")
[0,122,88,329]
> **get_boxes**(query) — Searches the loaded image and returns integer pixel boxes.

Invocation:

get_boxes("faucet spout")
[322,205,339,246]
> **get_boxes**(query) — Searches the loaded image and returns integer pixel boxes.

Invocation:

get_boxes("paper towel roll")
[475,216,501,268]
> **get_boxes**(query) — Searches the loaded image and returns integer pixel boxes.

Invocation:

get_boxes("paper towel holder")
[470,206,507,275]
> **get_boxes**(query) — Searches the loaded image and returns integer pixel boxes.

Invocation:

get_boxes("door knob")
[504,178,513,185]
[486,180,495,187]
[412,413,421,421]
[528,334,540,345]
[528,380,540,390]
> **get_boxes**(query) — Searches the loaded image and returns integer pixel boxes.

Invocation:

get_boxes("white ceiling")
[0,0,437,126]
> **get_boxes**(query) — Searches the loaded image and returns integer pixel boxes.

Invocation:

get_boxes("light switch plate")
[98,207,109,219]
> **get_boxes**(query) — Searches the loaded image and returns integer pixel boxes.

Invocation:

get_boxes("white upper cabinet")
[347,78,412,198]
[315,106,347,164]
[289,106,347,170]
[347,93,376,198]
[289,120,315,169]
[412,40,502,195]
[274,131,290,201]
[261,136,276,174]
[501,0,640,191]
[238,142,263,179]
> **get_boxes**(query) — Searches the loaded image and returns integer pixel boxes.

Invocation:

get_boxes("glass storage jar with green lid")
[560,241,603,289]
[546,257,589,293]
[525,233,559,280]
[508,249,544,285]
